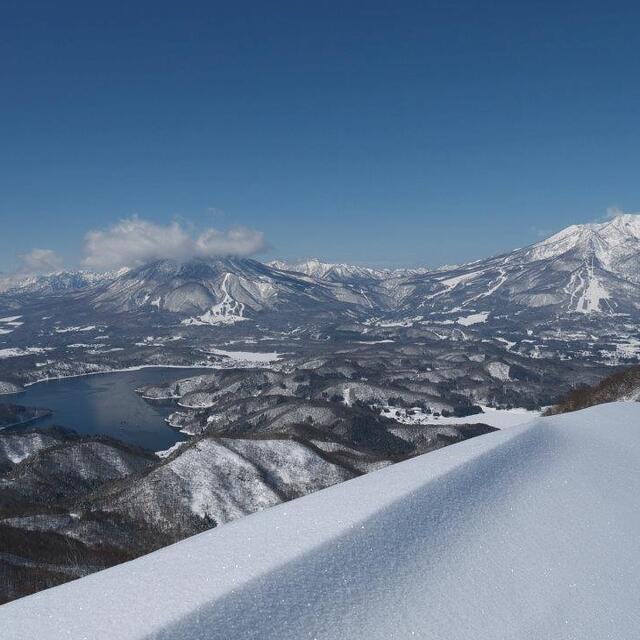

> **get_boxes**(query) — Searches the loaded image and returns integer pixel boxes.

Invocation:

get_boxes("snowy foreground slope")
[2,403,640,639]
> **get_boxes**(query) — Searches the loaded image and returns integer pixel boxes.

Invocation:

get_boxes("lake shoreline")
[22,364,222,388]
[10,368,217,450]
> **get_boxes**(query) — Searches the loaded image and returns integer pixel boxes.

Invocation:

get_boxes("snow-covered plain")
[383,403,540,429]
[2,402,640,639]
[457,311,489,325]
[0,315,23,335]
[0,347,52,359]
[206,347,281,364]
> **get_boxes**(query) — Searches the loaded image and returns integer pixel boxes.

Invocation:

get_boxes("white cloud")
[18,248,64,274]
[195,227,267,257]
[604,206,640,220]
[589,206,640,224]
[82,216,267,270]
[605,206,626,219]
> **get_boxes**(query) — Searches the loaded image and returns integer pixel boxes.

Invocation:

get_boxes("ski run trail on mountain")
[2,402,640,639]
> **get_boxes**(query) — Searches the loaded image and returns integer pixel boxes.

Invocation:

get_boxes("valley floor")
[2,402,639,639]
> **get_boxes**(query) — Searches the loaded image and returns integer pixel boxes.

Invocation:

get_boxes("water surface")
[15,368,211,450]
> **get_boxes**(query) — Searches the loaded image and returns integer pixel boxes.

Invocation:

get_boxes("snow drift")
[1,402,640,639]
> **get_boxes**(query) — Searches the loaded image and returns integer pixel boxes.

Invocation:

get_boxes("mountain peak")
[523,213,640,268]
[601,212,640,238]
[267,258,390,281]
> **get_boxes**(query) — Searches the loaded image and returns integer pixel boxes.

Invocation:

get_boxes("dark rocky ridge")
[547,365,640,415]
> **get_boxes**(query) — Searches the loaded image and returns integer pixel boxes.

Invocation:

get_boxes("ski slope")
[2,402,640,639]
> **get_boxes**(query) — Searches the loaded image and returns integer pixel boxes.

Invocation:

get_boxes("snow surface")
[457,311,489,325]
[384,403,538,429]
[0,381,23,395]
[54,325,97,333]
[437,269,485,289]
[268,258,389,281]
[0,347,51,359]
[528,213,640,276]
[485,361,511,381]
[181,273,248,325]
[0,315,23,335]
[566,261,613,314]
[2,402,640,639]
[207,347,281,364]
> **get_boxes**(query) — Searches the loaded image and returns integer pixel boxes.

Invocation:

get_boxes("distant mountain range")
[267,258,430,282]
[1,214,639,327]
[0,269,125,296]
[271,214,640,319]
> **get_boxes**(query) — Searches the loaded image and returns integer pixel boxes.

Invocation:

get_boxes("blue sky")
[2,1,640,272]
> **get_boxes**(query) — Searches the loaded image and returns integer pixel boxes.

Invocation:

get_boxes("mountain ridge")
[1,214,639,330]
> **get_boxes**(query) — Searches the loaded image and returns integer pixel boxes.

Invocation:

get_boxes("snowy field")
[205,347,282,364]
[1,402,640,639]
[382,403,540,429]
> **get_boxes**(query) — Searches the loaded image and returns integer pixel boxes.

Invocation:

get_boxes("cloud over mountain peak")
[82,217,267,270]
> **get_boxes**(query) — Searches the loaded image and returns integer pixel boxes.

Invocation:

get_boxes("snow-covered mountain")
[0,269,126,295]
[3,401,640,639]
[523,213,640,280]
[89,257,374,323]
[395,213,640,318]
[267,214,640,319]
[268,258,391,282]
[268,258,430,283]
[1,214,639,330]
